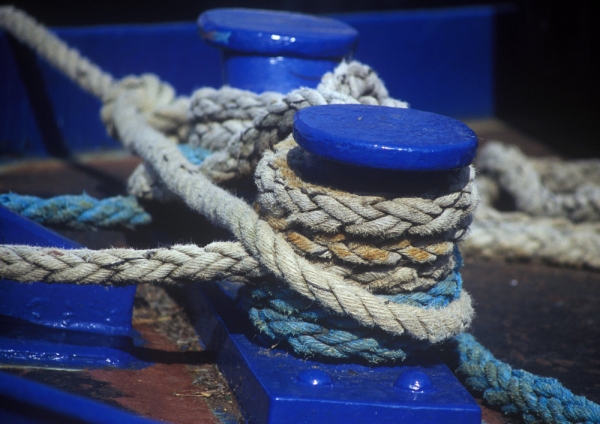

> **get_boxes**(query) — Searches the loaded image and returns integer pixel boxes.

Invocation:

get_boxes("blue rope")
[239,249,463,363]
[0,145,208,230]
[0,192,151,230]
[455,333,600,424]
[178,144,212,165]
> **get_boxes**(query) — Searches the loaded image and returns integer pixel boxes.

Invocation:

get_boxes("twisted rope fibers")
[477,142,600,222]
[463,142,600,271]
[0,192,150,229]
[110,91,474,343]
[1,6,599,422]
[0,242,263,285]
[241,249,464,362]
[456,333,600,424]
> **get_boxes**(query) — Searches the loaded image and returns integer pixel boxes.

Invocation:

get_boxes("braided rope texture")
[126,61,411,201]
[242,251,464,363]
[244,136,478,359]
[0,193,150,229]
[2,7,599,421]
[0,243,263,285]
[0,5,114,100]
[456,333,600,424]
[464,142,600,270]
[477,142,600,222]
[108,92,478,343]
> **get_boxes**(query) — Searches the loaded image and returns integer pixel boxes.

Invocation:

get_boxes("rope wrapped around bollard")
[242,138,477,362]
[1,6,599,423]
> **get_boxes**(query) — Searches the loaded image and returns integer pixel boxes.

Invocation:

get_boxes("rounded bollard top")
[198,8,358,58]
[293,105,478,171]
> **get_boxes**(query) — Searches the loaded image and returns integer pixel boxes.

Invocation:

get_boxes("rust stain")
[430,242,452,255]
[287,231,316,253]
[266,216,288,231]
[330,243,353,258]
[89,324,218,424]
[353,245,390,262]
[406,247,433,263]
[317,233,346,243]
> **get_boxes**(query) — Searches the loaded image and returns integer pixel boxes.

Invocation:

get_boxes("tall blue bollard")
[185,9,481,423]
[198,8,359,93]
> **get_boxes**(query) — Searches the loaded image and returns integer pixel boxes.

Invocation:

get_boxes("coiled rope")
[1,6,599,423]
[463,141,600,270]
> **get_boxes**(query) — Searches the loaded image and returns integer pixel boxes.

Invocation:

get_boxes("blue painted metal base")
[182,281,481,423]
[0,371,160,423]
[0,206,144,369]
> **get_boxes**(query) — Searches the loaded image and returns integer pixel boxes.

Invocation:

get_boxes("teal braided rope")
[178,144,212,165]
[239,250,463,363]
[0,193,151,230]
[455,333,600,424]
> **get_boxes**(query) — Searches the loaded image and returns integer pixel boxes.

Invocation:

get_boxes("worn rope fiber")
[456,333,600,424]
[463,142,600,270]
[0,193,150,230]
[127,61,409,201]
[0,242,262,285]
[115,91,477,343]
[477,142,600,222]
[1,6,599,422]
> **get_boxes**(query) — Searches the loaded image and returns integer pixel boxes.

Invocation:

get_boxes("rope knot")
[101,74,190,142]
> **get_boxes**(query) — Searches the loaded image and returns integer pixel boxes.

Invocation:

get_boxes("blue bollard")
[184,18,482,414]
[0,206,143,369]
[198,8,359,93]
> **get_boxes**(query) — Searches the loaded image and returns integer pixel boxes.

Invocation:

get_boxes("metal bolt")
[296,369,333,387]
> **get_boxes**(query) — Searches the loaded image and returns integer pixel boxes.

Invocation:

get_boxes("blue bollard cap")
[198,8,359,58]
[293,105,478,171]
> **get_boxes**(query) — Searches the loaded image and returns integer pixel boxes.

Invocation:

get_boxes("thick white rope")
[10,4,599,343]
[0,6,473,340]
[0,5,113,100]
[463,142,600,269]
[110,91,473,342]
[0,242,263,285]
[477,142,600,222]
[127,61,410,200]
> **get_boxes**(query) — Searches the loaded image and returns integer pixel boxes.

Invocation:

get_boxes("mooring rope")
[0,193,150,229]
[1,6,599,423]
[462,142,600,271]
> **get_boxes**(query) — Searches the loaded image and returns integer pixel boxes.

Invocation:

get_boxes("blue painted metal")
[0,6,496,158]
[0,5,492,418]
[182,12,481,419]
[198,8,358,58]
[0,206,144,369]
[0,371,161,423]
[185,281,481,423]
[332,6,495,119]
[293,104,478,170]
[198,8,358,94]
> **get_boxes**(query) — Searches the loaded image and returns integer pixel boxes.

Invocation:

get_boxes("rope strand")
[0,193,150,229]
[1,7,599,422]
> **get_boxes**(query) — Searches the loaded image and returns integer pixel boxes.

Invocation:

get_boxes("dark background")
[2,0,598,158]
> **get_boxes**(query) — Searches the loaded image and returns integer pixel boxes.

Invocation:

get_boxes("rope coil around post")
[1,6,600,422]
[239,100,479,362]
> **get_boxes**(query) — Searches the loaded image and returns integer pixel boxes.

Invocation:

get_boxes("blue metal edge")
[0,206,146,370]
[178,281,481,424]
[0,370,161,424]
